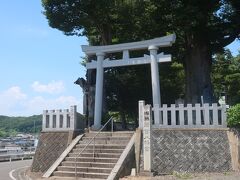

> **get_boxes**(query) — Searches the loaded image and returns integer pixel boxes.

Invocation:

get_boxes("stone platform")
[140,128,240,175]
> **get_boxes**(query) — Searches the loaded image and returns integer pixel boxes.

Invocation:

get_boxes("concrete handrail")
[74,117,113,179]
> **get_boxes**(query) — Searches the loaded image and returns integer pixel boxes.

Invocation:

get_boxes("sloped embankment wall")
[31,131,77,173]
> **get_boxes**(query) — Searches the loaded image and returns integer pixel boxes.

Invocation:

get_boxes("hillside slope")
[0,115,42,137]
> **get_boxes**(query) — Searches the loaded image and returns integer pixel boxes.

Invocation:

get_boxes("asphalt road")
[0,159,32,180]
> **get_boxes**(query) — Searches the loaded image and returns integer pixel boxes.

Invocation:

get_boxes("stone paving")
[27,168,240,180]
[121,172,240,180]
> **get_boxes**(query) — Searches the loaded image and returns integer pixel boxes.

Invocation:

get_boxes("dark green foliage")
[227,104,240,127]
[104,61,184,121]
[160,62,185,104]
[0,115,42,137]
[212,50,240,105]
[105,65,152,121]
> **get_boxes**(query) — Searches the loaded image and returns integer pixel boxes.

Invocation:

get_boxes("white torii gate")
[82,34,176,130]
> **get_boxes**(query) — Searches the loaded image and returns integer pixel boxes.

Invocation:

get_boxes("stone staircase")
[53,131,134,179]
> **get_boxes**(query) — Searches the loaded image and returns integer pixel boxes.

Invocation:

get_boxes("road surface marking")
[9,166,29,180]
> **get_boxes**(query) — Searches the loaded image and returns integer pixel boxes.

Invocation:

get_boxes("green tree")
[227,104,240,127]
[42,0,240,101]
[42,0,240,118]
[0,129,7,137]
[212,50,240,105]
[137,0,240,104]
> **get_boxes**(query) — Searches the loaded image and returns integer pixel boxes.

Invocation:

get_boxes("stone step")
[65,157,118,163]
[72,148,124,154]
[80,139,129,145]
[84,132,133,137]
[61,161,116,168]
[75,144,126,149]
[57,166,112,174]
[51,132,133,179]
[82,136,131,141]
[68,152,121,158]
[53,171,109,179]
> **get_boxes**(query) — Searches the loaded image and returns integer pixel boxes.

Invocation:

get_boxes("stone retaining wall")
[31,131,78,173]
[150,129,234,174]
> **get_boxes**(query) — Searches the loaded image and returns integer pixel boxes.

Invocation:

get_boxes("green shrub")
[227,104,240,127]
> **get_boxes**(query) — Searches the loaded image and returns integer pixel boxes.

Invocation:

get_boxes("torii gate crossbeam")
[81,34,176,130]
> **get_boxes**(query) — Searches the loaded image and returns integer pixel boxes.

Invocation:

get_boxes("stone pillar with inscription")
[70,105,77,130]
[143,104,152,172]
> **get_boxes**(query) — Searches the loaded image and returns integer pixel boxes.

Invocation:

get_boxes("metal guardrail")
[0,152,35,162]
[74,117,113,179]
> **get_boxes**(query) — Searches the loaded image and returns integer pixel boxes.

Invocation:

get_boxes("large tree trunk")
[86,68,96,127]
[120,111,127,130]
[184,38,214,104]
[86,26,112,126]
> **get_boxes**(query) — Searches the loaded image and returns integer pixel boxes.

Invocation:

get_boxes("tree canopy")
[42,0,240,124]
[42,0,240,47]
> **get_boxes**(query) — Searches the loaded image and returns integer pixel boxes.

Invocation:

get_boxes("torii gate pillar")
[149,45,161,107]
[92,52,105,130]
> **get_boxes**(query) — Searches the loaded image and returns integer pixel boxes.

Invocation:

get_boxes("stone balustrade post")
[138,100,145,129]
[63,109,68,129]
[42,110,47,130]
[49,110,54,130]
[56,110,61,129]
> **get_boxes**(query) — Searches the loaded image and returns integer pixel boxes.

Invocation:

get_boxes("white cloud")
[0,86,83,116]
[0,86,27,115]
[31,81,65,94]
[26,96,81,112]
[2,86,27,100]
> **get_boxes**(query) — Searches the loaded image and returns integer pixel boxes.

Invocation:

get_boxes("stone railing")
[42,106,77,132]
[139,101,227,129]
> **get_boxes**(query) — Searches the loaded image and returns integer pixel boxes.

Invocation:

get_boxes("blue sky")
[0,1,87,116]
[0,1,239,116]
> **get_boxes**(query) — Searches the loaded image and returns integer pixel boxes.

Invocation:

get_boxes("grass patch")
[172,171,193,179]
